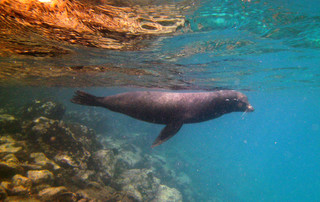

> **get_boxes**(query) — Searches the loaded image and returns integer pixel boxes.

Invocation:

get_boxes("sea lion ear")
[151,121,183,148]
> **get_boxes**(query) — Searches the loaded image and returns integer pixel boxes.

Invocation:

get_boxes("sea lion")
[71,90,254,147]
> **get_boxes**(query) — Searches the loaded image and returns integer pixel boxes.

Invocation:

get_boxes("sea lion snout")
[246,104,254,112]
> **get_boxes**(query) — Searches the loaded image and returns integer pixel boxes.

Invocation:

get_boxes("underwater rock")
[93,149,116,174]
[23,117,102,175]
[64,110,109,133]
[54,153,77,168]
[74,169,96,183]
[21,116,110,190]
[92,149,116,180]
[21,100,66,121]
[0,160,23,178]
[12,174,32,188]
[66,123,103,153]
[2,154,19,164]
[27,170,54,185]
[0,114,20,133]
[100,136,125,150]
[0,181,11,192]
[7,174,33,196]
[20,163,43,171]
[116,145,143,170]
[38,186,75,202]
[10,185,30,196]
[0,185,7,200]
[0,135,15,144]
[113,168,160,201]
[176,172,192,186]
[0,136,22,155]
[18,116,107,190]
[123,184,143,201]
[30,153,60,170]
[116,150,141,169]
[0,100,191,201]
[76,185,134,202]
[100,137,143,169]
[144,154,174,181]
[24,117,101,160]
[11,174,32,195]
[32,184,52,194]
[154,184,182,202]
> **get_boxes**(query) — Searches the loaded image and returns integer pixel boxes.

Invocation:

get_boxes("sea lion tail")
[71,90,103,107]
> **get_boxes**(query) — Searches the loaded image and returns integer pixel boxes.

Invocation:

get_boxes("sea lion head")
[222,91,254,113]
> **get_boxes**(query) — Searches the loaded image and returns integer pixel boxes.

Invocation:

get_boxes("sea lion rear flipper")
[151,121,183,148]
[71,90,103,107]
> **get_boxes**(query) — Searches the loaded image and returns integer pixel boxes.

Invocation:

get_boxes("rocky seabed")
[0,100,190,201]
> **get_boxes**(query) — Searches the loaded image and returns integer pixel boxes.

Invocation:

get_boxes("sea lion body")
[71,90,254,147]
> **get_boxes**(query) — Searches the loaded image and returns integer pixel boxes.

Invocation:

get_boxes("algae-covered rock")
[92,149,116,181]
[64,110,108,133]
[0,136,16,144]
[99,137,143,169]
[38,186,75,201]
[32,184,52,193]
[66,123,103,153]
[76,169,96,182]
[0,181,12,192]
[24,117,102,166]
[30,153,60,170]
[176,172,192,186]
[0,98,194,201]
[27,170,54,185]
[76,185,134,202]
[154,184,182,202]
[116,145,143,169]
[2,154,19,164]
[12,174,32,189]
[21,100,66,120]
[0,114,20,133]
[0,136,23,155]
[24,117,90,170]
[20,163,42,171]
[113,169,160,201]
[0,185,7,200]
[10,185,30,196]
[22,116,108,189]
[54,153,78,168]
[0,160,23,178]
[11,174,32,195]
[0,143,22,155]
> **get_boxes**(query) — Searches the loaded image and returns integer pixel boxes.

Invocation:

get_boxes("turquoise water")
[164,1,320,200]
[164,89,320,201]
[1,0,320,201]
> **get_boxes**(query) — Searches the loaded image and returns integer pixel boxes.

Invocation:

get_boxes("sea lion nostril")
[247,105,254,111]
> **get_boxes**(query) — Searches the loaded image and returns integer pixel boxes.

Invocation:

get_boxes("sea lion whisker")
[241,111,247,119]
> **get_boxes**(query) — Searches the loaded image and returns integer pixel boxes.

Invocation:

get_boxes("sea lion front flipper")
[151,121,183,148]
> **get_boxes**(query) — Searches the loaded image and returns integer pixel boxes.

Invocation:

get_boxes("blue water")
[159,89,320,201]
